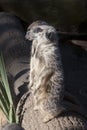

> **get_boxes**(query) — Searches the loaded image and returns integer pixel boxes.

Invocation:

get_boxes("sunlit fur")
[26,21,65,122]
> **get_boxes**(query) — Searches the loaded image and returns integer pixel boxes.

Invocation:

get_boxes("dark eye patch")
[34,27,43,33]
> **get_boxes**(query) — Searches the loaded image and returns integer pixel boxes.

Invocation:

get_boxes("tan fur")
[25,21,87,122]
[26,21,65,122]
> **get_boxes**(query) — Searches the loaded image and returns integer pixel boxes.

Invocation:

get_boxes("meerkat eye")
[34,27,43,33]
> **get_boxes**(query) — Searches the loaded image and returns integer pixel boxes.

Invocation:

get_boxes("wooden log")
[0,12,30,102]
[17,93,87,130]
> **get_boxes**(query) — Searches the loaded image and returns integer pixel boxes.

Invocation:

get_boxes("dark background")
[0,0,87,32]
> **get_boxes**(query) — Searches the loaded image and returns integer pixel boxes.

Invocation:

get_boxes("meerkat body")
[26,21,65,122]
[25,21,87,122]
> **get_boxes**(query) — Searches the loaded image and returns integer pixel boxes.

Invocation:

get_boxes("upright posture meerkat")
[25,21,65,122]
[25,21,87,122]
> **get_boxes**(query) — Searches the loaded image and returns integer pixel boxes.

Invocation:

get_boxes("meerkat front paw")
[43,106,65,123]
[43,114,54,123]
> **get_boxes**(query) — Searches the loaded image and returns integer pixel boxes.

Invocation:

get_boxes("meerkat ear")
[46,32,57,42]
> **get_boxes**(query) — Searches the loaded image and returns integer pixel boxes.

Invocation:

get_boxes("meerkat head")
[25,20,58,43]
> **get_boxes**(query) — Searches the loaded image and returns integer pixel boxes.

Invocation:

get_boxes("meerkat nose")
[25,31,30,40]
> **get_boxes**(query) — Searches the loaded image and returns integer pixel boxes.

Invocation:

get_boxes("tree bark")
[17,93,87,130]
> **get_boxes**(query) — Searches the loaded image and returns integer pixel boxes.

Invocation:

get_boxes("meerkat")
[25,20,65,122]
[25,21,87,122]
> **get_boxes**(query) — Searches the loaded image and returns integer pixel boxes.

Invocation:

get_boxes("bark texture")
[0,12,30,101]
[17,93,87,130]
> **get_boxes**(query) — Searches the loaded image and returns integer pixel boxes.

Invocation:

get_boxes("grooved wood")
[17,94,87,130]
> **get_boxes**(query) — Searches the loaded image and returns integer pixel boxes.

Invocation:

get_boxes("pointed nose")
[25,31,30,40]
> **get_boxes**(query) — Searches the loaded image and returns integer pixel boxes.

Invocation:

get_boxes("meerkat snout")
[25,31,34,41]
